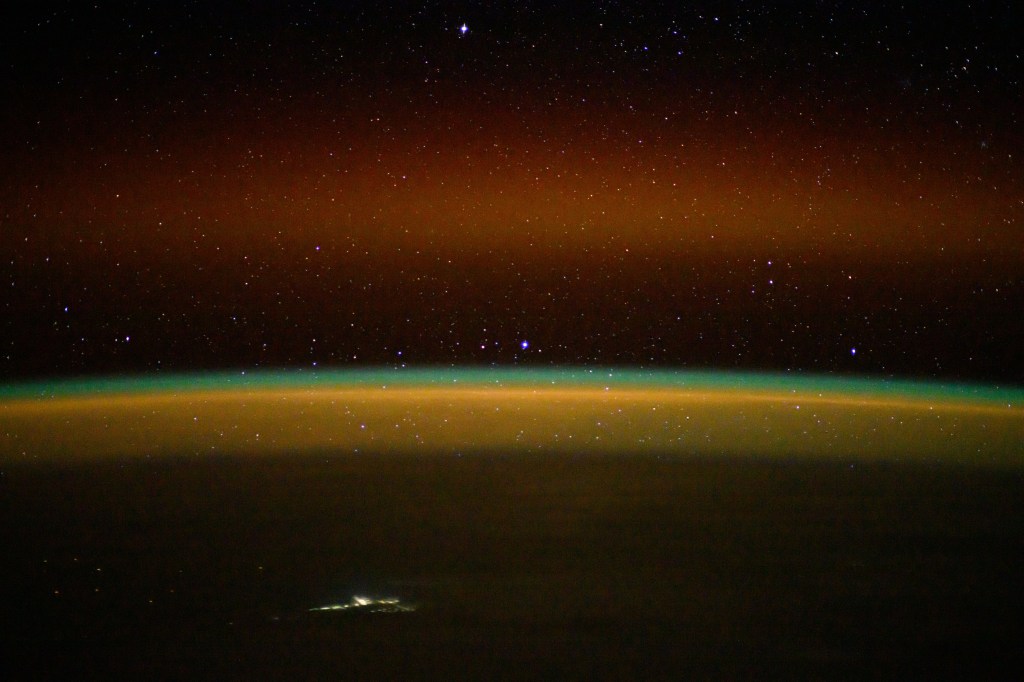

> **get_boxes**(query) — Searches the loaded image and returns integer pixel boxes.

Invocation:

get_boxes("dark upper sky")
[2,1,1022,382]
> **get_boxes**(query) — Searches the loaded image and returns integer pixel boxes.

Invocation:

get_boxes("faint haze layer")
[2,370,1021,466]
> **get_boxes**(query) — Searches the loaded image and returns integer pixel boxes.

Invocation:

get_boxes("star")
[459,23,468,35]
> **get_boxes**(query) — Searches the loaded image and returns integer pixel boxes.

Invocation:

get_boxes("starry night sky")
[2,1,1022,381]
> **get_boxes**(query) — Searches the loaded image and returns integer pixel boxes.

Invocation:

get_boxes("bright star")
[521,340,529,350]
[459,23,468,34]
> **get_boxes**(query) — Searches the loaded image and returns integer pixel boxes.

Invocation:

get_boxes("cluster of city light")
[309,595,417,614]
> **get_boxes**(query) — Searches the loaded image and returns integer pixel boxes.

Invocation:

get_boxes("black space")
[2,1,1022,383]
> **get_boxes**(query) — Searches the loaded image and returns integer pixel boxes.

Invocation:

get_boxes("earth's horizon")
[3,367,1022,467]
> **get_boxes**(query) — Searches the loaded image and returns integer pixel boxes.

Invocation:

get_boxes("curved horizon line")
[2,366,1022,407]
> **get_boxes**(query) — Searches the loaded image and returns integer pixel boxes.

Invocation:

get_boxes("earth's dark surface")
[2,454,1022,679]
